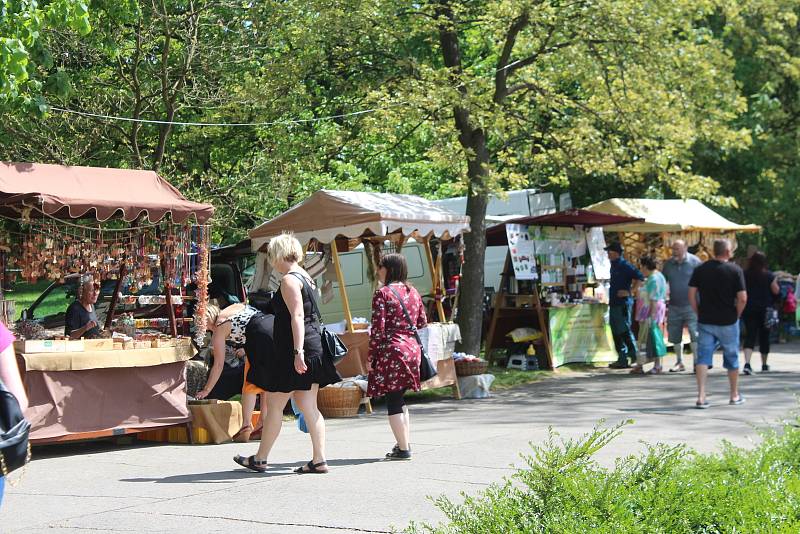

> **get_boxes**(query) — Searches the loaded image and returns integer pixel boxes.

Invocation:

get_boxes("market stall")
[0,162,214,443]
[484,209,642,368]
[249,190,470,399]
[585,198,762,260]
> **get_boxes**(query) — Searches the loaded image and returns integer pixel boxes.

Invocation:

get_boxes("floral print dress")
[367,283,428,398]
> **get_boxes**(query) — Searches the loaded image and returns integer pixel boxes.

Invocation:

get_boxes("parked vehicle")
[20,249,248,337]
[431,189,559,291]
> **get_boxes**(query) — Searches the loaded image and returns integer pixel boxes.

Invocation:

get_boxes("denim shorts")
[697,322,740,370]
[667,305,698,344]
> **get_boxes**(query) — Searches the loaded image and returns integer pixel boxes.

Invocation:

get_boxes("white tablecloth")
[418,323,461,362]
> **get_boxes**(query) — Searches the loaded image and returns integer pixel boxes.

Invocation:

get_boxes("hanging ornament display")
[193,225,210,344]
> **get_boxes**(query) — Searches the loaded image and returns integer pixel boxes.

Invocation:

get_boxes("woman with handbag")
[630,256,668,374]
[234,232,340,474]
[742,252,780,374]
[0,321,28,507]
[368,253,428,460]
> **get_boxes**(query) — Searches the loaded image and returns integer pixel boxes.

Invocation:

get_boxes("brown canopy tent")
[1,162,214,444]
[486,209,644,247]
[0,162,214,223]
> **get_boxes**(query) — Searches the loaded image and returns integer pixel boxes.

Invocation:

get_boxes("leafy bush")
[409,418,800,533]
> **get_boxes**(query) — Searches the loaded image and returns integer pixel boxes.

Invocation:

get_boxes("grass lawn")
[5,280,55,320]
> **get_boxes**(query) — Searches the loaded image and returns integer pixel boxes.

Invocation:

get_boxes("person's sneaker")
[729,395,746,406]
[386,448,412,460]
[743,363,752,376]
[609,361,631,369]
[669,363,686,373]
[761,364,771,372]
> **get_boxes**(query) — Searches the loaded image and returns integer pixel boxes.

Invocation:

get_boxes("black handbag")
[290,273,348,365]
[0,378,31,477]
[387,285,438,382]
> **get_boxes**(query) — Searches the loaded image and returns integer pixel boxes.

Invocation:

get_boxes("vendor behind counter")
[65,278,104,339]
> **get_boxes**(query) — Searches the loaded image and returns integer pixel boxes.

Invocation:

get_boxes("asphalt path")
[5,345,800,533]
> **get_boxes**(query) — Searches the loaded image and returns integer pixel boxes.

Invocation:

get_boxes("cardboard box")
[14,339,67,353]
[64,339,85,352]
[84,339,114,351]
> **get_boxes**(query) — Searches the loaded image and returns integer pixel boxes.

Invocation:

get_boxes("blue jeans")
[610,301,637,364]
[0,475,4,508]
[697,322,740,370]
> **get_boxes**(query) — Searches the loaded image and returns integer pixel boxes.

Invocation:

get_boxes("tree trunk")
[436,0,491,356]
[457,170,489,356]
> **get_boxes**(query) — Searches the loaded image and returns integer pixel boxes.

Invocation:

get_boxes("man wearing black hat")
[606,242,644,369]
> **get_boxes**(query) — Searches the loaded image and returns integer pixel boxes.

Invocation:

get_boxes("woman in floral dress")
[368,253,427,460]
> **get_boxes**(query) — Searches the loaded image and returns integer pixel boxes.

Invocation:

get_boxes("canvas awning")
[485,209,643,246]
[249,190,471,249]
[0,162,214,223]
[584,198,761,234]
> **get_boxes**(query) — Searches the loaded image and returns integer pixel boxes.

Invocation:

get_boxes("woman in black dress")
[234,232,339,473]
[742,252,780,374]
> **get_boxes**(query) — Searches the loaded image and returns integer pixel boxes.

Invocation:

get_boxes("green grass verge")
[408,417,800,533]
[5,280,54,320]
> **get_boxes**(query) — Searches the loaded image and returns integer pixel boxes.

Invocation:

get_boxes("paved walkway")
[5,345,800,533]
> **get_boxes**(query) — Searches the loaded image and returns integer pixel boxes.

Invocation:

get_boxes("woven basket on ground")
[455,359,488,377]
[317,384,362,418]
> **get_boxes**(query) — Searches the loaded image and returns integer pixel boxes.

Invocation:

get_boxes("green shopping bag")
[649,320,667,357]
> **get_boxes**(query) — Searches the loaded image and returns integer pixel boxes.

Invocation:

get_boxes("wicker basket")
[455,359,488,377]
[317,384,362,418]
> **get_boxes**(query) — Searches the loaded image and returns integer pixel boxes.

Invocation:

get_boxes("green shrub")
[409,418,800,533]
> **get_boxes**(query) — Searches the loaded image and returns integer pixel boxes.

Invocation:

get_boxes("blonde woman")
[197,302,272,442]
[234,232,340,474]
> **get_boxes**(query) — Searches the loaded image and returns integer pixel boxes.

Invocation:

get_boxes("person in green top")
[630,256,668,374]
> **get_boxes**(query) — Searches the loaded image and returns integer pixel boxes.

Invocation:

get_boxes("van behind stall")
[247,241,433,325]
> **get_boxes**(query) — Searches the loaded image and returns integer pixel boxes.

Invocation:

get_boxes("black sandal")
[294,460,328,474]
[233,454,268,473]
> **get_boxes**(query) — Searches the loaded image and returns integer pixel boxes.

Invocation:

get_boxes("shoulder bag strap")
[287,272,324,324]
[386,285,425,351]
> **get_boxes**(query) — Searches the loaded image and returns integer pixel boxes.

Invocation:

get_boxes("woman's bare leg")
[254,391,291,461]
[295,385,327,465]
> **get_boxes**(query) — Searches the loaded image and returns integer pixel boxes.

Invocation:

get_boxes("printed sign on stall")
[586,227,611,280]
[505,224,537,280]
[549,304,617,366]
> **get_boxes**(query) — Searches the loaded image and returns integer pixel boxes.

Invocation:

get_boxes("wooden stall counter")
[19,343,194,444]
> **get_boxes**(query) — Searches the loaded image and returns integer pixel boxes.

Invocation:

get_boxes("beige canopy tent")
[250,190,470,250]
[585,198,761,260]
[0,162,214,223]
[584,198,761,234]
[249,190,471,331]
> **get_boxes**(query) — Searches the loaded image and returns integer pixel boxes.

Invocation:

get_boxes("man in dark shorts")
[688,239,747,408]
[65,278,103,339]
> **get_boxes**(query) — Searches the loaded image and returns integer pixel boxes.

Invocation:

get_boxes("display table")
[20,345,194,443]
[548,303,616,367]
[335,324,461,399]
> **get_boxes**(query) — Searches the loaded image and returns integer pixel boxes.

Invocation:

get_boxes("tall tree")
[359,0,747,354]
